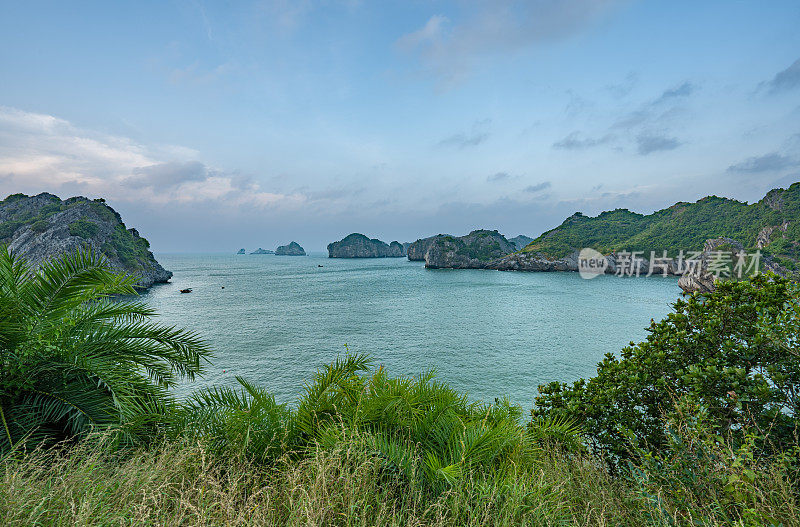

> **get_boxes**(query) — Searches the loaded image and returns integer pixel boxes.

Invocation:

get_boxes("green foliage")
[0,221,23,240]
[533,274,800,463]
[180,377,297,463]
[30,220,49,233]
[523,183,800,269]
[2,193,28,203]
[0,247,211,455]
[436,230,511,262]
[0,196,66,241]
[68,219,99,239]
[295,355,540,492]
[626,400,797,526]
[179,353,554,494]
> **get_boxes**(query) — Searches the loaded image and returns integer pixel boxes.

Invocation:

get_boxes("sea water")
[142,253,680,408]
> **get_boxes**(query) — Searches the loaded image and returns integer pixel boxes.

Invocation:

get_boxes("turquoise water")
[142,253,680,408]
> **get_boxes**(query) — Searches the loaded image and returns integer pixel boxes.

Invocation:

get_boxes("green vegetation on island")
[0,192,170,287]
[523,183,800,274]
[0,247,798,525]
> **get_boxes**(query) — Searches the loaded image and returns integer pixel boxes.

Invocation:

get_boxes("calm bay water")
[142,253,680,408]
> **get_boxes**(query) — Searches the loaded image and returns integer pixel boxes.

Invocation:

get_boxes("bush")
[533,273,800,463]
[30,220,49,233]
[68,219,99,239]
[0,247,211,454]
[0,220,23,240]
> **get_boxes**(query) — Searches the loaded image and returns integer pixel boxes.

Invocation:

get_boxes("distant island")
[328,233,407,258]
[276,242,306,256]
[237,248,246,254]
[508,235,533,251]
[250,248,275,255]
[0,193,171,288]
[410,183,800,293]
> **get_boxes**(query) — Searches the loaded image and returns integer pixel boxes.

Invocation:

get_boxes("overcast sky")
[1,0,799,252]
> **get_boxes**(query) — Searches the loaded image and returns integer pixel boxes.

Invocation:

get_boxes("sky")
[0,0,799,252]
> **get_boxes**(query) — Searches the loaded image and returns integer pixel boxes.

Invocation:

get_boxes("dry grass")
[1,437,797,527]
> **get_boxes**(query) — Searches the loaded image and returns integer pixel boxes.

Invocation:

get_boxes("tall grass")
[1,431,796,526]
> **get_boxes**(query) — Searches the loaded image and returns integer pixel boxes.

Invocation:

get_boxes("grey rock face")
[0,193,171,288]
[327,233,404,258]
[407,235,447,261]
[276,242,306,255]
[423,230,517,269]
[677,237,745,294]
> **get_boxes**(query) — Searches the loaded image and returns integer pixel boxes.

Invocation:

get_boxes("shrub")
[30,220,49,233]
[533,273,800,463]
[0,221,23,240]
[0,247,211,455]
[68,219,99,239]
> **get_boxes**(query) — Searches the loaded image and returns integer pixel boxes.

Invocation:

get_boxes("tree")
[533,274,800,462]
[0,247,211,454]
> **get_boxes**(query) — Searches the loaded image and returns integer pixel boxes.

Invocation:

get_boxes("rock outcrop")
[327,233,405,258]
[237,248,246,254]
[275,242,306,256]
[250,248,275,255]
[508,235,533,251]
[0,193,171,288]
[423,230,517,269]
[407,235,447,261]
[677,238,744,294]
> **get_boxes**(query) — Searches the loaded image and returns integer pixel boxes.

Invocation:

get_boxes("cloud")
[611,81,695,135]
[552,131,614,150]
[487,172,511,182]
[396,14,449,50]
[726,152,795,174]
[635,133,681,155]
[396,0,626,88]
[438,119,491,149]
[653,81,695,104]
[523,181,551,193]
[438,131,489,148]
[0,106,303,208]
[764,58,800,94]
[604,71,638,98]
[125,161,210,188]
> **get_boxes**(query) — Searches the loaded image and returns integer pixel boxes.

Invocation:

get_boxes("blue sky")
[1,0,799,251]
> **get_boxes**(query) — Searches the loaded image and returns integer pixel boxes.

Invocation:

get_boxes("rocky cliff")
[407,235,446,261]
[275,242,306,256]
[327,233,405,258]
[423,230,517,269]
[0,193,171,288]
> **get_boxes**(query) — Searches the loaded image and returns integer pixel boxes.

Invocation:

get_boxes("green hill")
[522,182,800,272]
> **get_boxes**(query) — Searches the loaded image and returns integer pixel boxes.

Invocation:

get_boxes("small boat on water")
[180,288,193,294]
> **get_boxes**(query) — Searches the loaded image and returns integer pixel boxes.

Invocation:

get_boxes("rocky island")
[416,183,800,293]
[250,248,275,255]
[275,242,306,256]
[0,193,171,288]
[407,234,447,261]
[237,248,246,254]
[421,230,517,269]
[327,233,406,258]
